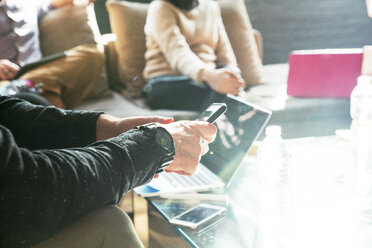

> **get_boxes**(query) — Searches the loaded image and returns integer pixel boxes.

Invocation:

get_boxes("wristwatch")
[137,123,175,173]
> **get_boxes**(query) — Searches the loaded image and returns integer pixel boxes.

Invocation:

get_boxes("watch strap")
[137,123,175,174]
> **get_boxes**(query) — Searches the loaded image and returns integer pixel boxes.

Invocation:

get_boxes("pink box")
[287,49,363,98]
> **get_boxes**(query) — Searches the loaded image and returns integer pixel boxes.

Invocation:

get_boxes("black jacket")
[0,96,164,247]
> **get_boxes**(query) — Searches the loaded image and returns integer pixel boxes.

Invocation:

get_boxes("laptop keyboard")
[161,165,218,189]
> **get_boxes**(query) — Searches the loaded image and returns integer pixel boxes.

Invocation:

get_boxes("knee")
[31,205,144,248]
[94,205,132,227]
[91,205,144,248]
[83,45,105,70]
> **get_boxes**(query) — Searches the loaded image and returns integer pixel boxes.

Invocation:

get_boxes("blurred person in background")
[142,0,245,111]
[0,0,103,109]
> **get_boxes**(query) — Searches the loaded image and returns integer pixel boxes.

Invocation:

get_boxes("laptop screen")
[200,95,271,185]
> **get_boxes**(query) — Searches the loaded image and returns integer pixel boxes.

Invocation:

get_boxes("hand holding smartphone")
[195,103,227,123]
[154,103,226,175]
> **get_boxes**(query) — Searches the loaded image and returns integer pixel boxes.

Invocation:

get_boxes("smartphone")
[195,103,227,123]
[169,204,226,229]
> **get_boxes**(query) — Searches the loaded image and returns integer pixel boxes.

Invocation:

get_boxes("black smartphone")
[195,103,227,123]
[15,51,67,79]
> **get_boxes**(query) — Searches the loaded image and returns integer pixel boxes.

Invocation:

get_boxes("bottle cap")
[265,125,282,136]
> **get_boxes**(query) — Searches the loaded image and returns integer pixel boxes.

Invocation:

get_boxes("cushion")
[106,0,263,97]
[106,1,148,97]
[39,5,110,99]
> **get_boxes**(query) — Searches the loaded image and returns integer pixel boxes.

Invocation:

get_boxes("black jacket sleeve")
[0,96,165,247]
[0,96,100,150]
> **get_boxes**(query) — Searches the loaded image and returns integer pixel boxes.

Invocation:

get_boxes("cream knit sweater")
[143,0,237,83]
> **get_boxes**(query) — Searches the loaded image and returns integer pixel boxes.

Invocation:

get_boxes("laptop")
[134,95,272,197]
[15,51,67,79]
[287,49,362,98]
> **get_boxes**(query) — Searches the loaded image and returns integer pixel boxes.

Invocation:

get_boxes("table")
[145,135,370,248]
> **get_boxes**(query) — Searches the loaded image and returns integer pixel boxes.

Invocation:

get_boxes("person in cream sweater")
[143,0,245,111]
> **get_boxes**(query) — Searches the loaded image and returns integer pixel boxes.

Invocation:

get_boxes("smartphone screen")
[170,204,226,229]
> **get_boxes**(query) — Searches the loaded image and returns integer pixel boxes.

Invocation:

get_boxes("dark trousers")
[143,75,225,111]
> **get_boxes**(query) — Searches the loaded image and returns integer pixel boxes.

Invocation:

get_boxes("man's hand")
[51,0,95,8]
[96,116,217,176]
[158,121,217,176]
[202,68,245,95]
[96,114,174,140]
[0,60,20,81]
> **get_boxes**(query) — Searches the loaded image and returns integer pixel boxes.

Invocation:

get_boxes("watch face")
[156,128,173,151]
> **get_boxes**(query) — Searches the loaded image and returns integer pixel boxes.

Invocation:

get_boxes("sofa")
[38,0,352,139]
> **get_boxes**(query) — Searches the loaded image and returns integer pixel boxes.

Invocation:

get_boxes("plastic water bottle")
[350,75,372,197]
[350,76,372,133]
[257,125,289,248]
[349,76,372,247]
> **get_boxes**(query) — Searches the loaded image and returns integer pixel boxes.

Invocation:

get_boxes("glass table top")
[147,136,371,248]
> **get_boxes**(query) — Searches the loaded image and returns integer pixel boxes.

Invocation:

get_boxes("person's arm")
[0,123,170,247]
[0,96,217,247]
[214,6,238,68]
[200,7,246,95]
[0,96,100,149]
[0,120,216,248]
[0,96,176,150]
